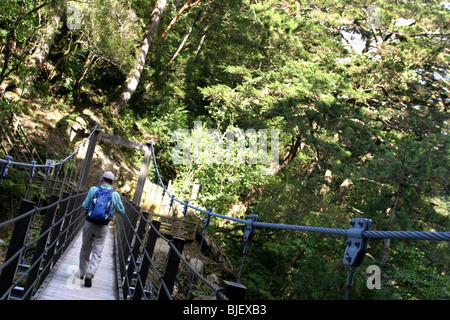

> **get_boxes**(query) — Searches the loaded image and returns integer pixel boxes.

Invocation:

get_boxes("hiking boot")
[84,273,93,287]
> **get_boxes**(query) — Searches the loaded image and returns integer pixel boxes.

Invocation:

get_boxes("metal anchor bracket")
[182,200,189,217]
[243,214,258,243]
[203,207,213,229]
[0,155,13,184]
[343,218,372,267]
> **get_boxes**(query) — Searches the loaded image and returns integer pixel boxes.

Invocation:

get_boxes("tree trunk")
[158,0,202,46]
[74,51,99,101]
[276,134,305,173]
[29,4,64,71]
[22,2,65,96]
[111,0,168,114]
[381,183,403,265]
[147,8,203,90]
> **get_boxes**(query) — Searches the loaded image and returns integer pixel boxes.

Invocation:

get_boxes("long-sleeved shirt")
[82,184,125,216]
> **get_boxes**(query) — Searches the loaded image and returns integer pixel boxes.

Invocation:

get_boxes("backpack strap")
[94,186,115,195]
[94,185,102,193]
[90,186,115,205]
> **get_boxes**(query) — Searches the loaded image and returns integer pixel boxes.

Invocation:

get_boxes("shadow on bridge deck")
[34,227,119,300]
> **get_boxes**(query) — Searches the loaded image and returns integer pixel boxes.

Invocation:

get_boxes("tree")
[0,0,53,87]
[110,0,168,114]
[184,0,449,299]
[1,0,448,300]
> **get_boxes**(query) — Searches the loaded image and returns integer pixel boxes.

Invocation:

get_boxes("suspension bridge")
[0,120,449,301]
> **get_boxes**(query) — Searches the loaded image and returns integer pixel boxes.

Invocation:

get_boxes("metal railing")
[114,197,232,300]
[1,122,449,301]
[0,125,97,300]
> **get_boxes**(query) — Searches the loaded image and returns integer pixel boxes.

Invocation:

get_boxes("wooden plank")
[99,132,149,152]
[133,143,152,206]
[77,128,100,191]
[35,227,119,300]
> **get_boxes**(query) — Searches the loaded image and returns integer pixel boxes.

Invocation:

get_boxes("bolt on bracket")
[343,218,372,267]
[203,207,213,229]
[0,155,13,185]
[243,214,258,243]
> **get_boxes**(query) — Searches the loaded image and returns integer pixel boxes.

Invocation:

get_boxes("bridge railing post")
[49,192,73,264]
[55,191,77,260]
[77,126,100,192]
[22,195,59,300]
[158,237,185,300]
[116,203,128,287]
[221,281,247,300]
[116,198,141,298]
[64,191,85,246]
[74,191,87,232]
[124,211,149,299]
[133,141,153,206]
[39,192,70,286]
[123,203,140,265]
[132,220,161,300]
[0,199,35,300]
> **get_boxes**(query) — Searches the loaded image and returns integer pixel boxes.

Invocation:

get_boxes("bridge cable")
[0,125,98,299]
[148,141,450,300]
[186,206,212,299]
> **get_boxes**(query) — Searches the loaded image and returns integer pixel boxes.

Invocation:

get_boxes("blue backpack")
[87,186,115,223]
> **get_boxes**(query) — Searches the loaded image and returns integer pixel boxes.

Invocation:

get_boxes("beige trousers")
[79,220,109,277]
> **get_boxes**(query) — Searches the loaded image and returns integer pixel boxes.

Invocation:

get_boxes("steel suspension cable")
[149,142,450,242]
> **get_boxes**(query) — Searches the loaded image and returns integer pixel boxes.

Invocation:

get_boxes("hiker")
[79,171,125,288]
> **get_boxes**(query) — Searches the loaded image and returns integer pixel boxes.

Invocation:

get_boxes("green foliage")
[1,0,448,300]
[0,101,24,122]
[67,0,142,72]
[0,168,39,226]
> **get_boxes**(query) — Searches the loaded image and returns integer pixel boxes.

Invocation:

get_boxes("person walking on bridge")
[79,171,125,287]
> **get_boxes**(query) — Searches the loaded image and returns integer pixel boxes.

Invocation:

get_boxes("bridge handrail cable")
[150,142,450,242]
[148,140,449,300]
[0,125,99,169]
[2,125,448,300]
[0,126,98,300]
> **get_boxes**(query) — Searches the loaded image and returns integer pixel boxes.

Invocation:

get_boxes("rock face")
[206,274,220,287]
[190,257,204,274]
[189,258,204,286]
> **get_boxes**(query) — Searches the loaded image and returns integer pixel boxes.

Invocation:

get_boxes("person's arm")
[82,187,97,210]
[113,192,125,215]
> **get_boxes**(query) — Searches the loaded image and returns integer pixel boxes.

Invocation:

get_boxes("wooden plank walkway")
[35,226,120,300]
